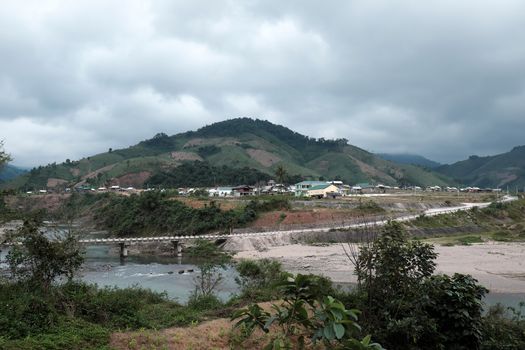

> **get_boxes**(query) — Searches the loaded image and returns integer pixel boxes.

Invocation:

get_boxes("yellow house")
[307,184,340,198]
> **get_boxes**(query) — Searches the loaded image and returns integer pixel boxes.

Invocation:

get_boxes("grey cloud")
[1,0,525,167]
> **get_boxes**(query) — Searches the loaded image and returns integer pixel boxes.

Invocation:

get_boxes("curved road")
[76,195,518,245]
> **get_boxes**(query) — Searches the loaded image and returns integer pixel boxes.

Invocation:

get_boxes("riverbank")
[235,242,525,294]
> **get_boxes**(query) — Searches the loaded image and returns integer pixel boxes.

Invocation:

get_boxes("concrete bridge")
[1,196,517,258]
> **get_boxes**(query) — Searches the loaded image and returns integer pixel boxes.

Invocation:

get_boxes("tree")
[352,221,487,349]
[355,221,436,305]
[4,217,84,291]
[0,140,12,170]
[275,164,287,185]
[186,239,232,297]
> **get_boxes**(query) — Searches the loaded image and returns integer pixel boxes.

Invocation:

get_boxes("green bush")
[356,200,384,214]
[492,231,513,242]
[482,303,525,349]
[187,293,223,312]
[232,274,383,349]
[235,259,291,301]
[457,235,484,245]
[0,280,212,348]
[419,274,488,349]
[0,283,59,338]
[0,318,110,350]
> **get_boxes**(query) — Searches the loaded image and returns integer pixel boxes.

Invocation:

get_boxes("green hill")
[377,153,441,169]
[3,118,453,190]
[0,164,28,183]
[436,146,525,188]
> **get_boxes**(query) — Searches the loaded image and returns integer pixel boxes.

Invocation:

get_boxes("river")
[81,245,240,302]
[0,244,240,303]
[1,244,524,309]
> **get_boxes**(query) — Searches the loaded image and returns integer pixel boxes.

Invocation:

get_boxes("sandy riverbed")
[235,242,525,293]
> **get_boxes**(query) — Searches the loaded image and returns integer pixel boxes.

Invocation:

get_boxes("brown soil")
[69,168,80,176]
[5,194,70,212]
[82,164,116,180]
[250,209,360,228]
[110,318,236,350]
[350,155,394,183]
[113,171,152,188]
[170,151,203,161]
[175,197,240,210]
[109,302,325,350]
[246,149,281,167]
[46,178,68,188]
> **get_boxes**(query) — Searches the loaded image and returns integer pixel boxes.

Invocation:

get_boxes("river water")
[1,244,524,308]
[0,244,240,303]
[81,245,240,303]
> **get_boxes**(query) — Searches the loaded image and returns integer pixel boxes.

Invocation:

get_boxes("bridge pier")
[119,242,128,258]
[172,240,183,257]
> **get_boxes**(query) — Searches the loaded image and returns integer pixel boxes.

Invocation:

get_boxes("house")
[351,183,375,194]
[307,184,341,199]
[232,185,255,196]
[209,187,234,197]
[338,184,352,196]
[270,183,290,194]
[294,181,328,197]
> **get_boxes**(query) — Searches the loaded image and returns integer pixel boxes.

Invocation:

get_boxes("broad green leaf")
[333,323,345,339]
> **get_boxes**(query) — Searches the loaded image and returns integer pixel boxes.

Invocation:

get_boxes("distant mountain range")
[376,153,441,169]
[2,118,453,190]
[0,164,28,183]
[436,146,525,189]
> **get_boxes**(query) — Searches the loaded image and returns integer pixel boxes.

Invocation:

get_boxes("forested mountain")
[377,153,441,169]
[0,164,28,183]
[436,146,525,188]
[2,118,453,190]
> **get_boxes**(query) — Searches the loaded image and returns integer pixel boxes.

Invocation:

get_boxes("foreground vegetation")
[3,207,525,348]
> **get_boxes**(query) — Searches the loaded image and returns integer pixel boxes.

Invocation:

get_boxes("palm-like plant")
[275,164,287,185]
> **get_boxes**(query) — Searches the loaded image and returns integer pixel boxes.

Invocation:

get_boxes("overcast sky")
[1,0,525,167]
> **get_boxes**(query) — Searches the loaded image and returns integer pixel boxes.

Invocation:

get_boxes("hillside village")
[25,179,503,199]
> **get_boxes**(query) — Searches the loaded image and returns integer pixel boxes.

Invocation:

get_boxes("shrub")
[492,231,512,242]
[232,274,383,349]
[419,274,488,349]
[482,303,525,349]
[353,221,488,349]
[356,200,384,214]
[235,259,291,301]
[187,293,223,312]
[457,235,483,245]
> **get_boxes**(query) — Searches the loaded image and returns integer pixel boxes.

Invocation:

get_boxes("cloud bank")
[1,0,525,166]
